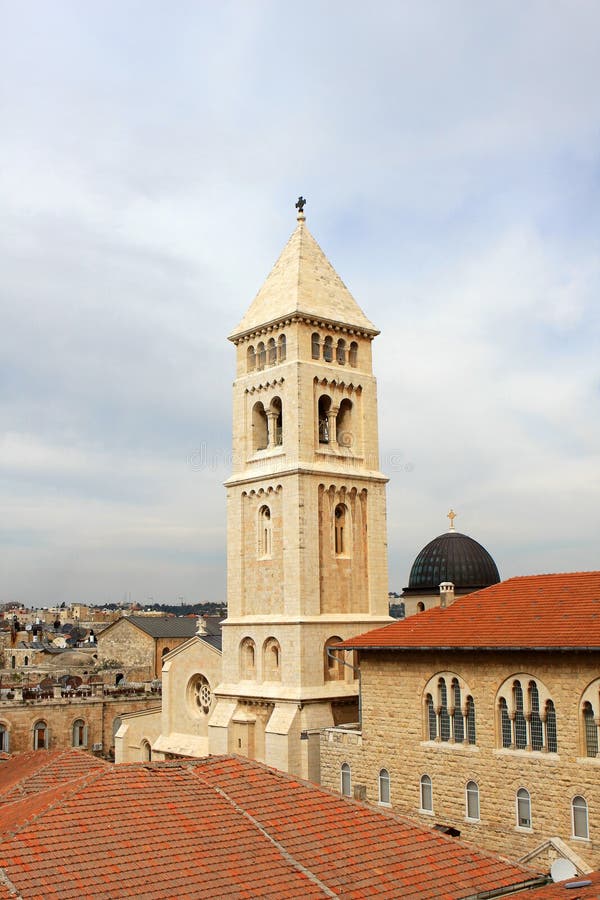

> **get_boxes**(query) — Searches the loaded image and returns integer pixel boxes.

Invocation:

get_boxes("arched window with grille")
[466,695,476,745]
[341,763,351,797]
[529,681,543,751]
[497,676,557,753]
[257,341,266,370]
[466,781,480,820]
[426,693,437,741]
[349,341,358,367]
[267,338,277,366]
[378,769,390,805]
[583,701,598,757]
[311,332,320,359]
[323,336,333,362]
[572,795,589,840]
[420,774,433,812]
[452,678,464,743]
[439,678,450,742]
[247,345,256,371]
[516,788,531,828]
[336,339,346,364]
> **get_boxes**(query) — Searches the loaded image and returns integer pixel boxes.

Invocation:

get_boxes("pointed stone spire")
[229,205,377,339]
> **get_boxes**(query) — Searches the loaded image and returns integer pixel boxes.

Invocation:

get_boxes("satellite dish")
[25,624,32,631]
[550,859,578,882]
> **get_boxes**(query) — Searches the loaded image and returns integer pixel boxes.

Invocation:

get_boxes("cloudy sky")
[1,1,599,607]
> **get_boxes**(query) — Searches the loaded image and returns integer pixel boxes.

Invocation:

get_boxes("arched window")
[24,656,29,666]
[258,505,272,558]
[311,332,320,359]
[278,333,286,362]
[466,696,476,745]
[378,768,390,805]
[0,724,9,753]
[34,721,48,750]
[546,699,558,753]
[500,697,512,748]
[240,638,256,679]
[324,637,344,681]
[452,678,464,743]
[252,402,268,452]
[318,395,331,444]
[572,795,589,839]
[516,788,531,828]
[466,781,480,820]
[498,677,557,753]
[267,338,277,366]
[247,345,256,371]
[323,336,333,362]
[529,681,543,751]
[420,774,433,812]
[417,602,425,613]
[426,694,437,740]
[270,397,283,446]
[336,339,346,365]
[72,719,86,748]
[439,678,450,742]
[336,399,353,448]
[341,763,351,797]
[162,647,170,659]
[263,638,281,681]
[349,341,358,367]
[583,701,598,757]
[334,504,347,555]
[514,681,527,749]
[257,341,266,370]
[141,740,152,761]
[11,656,15,669]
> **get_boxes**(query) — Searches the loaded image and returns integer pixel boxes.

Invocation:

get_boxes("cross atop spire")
[447,509,457,532]
[295,195,306,220]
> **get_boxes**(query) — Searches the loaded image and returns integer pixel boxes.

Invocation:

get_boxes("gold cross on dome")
[447,509,457,531]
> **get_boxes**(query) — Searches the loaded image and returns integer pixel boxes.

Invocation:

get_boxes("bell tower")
[209,202,390,780]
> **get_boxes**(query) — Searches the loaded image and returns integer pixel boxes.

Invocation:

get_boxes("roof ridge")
[0,767,109,840]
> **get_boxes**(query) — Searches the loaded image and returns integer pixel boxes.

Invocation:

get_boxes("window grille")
[514,682,527,749]
[439,679,450,742]
[466,696,476,745]
[500,698,512,748]
[584,702,598,757]
[545,700,558,753]
[529,682,543,751]
[452,679,464,743]
[426,694,436,740]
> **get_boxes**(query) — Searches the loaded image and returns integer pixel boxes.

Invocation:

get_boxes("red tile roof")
[0,751,544,899]
[341,572,600,650]
[518,870,600,898]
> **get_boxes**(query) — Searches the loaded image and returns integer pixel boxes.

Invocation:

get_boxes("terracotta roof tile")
[518,870,600,897]
[340,571,600,649]
[0,753,545,898]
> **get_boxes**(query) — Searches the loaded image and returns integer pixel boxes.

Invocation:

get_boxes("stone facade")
[320,647,600,870]
[97,617,194,679]
[0,690,160,758]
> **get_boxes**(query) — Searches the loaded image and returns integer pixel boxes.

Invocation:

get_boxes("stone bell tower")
[208,201,390,781]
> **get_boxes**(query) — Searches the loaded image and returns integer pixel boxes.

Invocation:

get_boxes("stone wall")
[320,648,600,869]
[0,693,159,758]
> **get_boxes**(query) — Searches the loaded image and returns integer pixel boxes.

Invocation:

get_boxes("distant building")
[97,615,200,680]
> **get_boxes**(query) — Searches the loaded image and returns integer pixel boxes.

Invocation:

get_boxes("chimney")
[439,582,455,608]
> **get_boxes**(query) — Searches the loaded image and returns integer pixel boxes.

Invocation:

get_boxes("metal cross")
[295,196,306,213]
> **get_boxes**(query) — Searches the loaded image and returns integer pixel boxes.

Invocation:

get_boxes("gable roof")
[102,615,199,640]
[518,870,600,898]
[0,752,544,899]
[230,216,377,339]
[341,572,600,650]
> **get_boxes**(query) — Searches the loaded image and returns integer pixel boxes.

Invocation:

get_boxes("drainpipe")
[326,648,362,728]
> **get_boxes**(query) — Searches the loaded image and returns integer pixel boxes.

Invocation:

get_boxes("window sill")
[378,801,392,808]
[419,808,434,816]
[515,825,533,833]
[465,817,480,824]
[420,740,479,753]
[571,836,591,845]
[494,748,559,762]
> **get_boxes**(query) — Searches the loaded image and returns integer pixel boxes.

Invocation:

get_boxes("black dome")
[407,531,500,592]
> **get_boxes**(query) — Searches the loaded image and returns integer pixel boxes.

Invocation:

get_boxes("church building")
[116,203,391,779]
